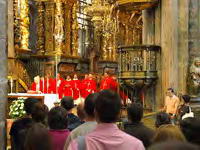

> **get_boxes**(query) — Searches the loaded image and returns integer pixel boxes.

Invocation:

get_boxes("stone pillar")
[142,8,155,44]
[0,0,8,148]
[142,8,156,110]
[178,0,189,94]
[8,0,14,58]
[161,0,179,93]
[155,1,162,108]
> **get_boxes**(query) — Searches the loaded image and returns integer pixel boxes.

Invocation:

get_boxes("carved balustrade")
[118,45,160,86]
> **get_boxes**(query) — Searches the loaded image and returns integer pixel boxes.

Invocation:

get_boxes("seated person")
[178,95,193,120]
[61,96,82,131]
[155,112,171,128]
[68,90,145,150]
[10,98,39,150]
[123,103,155,148]
[48,106,70,150]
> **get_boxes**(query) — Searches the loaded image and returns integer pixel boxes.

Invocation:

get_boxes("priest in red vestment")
[80,74,89,98]
[100,73,114,91]
[63,75,73,98]
[72,74,81,100]
[110,75,119,92]
[40,74,54,94]
[83,74,97,98]
[52,73,65,99]
[30,76,42,93]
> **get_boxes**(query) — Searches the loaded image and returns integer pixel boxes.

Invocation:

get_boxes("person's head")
[155,112,171,128]
[112,75,117,80]
[180,117,200,145]
[127,103,143,123]
[34,76,40,84]
[84,74,88,79]
[48,106,68,130]
[84,93,99,118]
[153,124,186,143]
[66,75,71,80]
[31,103,48,124]
[57,73,61,79]
[74,74,78,79]
[61,96,74,112]
[77,103,85,121]
[88,73,93,80]
[25,123,52,150]
[166,88,174,97]
[104,72,109,77]
[24,98,39,115]
[95,90,121,123]
[182,95,191,104]
[149,141,200,150]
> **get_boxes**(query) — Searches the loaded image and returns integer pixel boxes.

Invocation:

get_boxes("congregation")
[9,88,200,150]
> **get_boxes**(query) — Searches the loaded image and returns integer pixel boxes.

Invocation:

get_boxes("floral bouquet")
[9,97,26,119]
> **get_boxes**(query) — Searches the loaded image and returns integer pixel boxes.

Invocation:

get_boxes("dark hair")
[61,96,74,111]
[77,103,85,121]
[155,112,171,128]
[84,93,99,117]
[127,103,143,123]
[24,123,52,150]
[182,95,191,103]
[24,98,39,115]
[149,141,200,150]
[31,103,48,124]
[95,90,121,123]
[48,106,68,130]
[167,88,174,93]
[180,117,200,145]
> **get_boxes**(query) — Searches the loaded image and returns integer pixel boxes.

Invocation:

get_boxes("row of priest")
[30,73,121,100]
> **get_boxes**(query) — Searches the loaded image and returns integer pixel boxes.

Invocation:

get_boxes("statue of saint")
[189,58,200,96]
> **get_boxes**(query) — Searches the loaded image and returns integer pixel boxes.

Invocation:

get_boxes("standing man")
[72,74,81,100]
[84,74,97,98]
[163,88,180,124]
[100,72,113,91]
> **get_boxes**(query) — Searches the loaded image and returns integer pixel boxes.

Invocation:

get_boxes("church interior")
[1,0,200,149]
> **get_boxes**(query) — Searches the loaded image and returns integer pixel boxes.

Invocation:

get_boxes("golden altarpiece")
[8,0,161,110]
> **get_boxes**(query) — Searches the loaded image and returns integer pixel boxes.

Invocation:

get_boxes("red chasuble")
[83,79,97,98]
[100,77,113,90]
[40,78,54,94]
[110,79,118,92]
[63,80,73,98]
[80,79,88,98]
[30,82,42,92]
[72,79,81,100]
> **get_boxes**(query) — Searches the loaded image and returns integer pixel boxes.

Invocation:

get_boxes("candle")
[10,77,13,93]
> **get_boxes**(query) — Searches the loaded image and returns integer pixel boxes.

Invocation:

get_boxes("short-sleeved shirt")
[165,95,180,114]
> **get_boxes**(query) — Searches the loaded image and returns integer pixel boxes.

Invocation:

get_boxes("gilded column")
[36,1,45,54]
[19,0,30,50]
[44,2,54,55]
[64,4,72,56]
[71,3,79,57]
[54,1,64,55]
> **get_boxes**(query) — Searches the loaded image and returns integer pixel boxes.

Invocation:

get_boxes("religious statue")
[189,58,200,96]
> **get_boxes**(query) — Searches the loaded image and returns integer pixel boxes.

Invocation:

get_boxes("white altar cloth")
[8,93,59,109]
